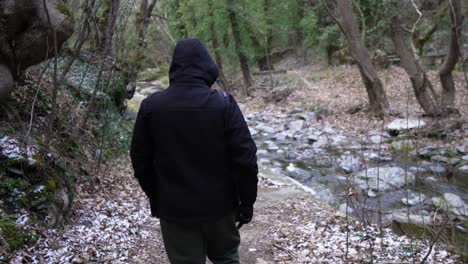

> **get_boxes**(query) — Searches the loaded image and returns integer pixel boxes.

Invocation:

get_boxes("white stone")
[314,135,330,148]
[367,190,378,197]
[387,210,433,225]
[385,119,426,131]
[256,124,275,134]
[370,134,384,144]
[458,165,468,172]
[289,120,305,133]
[401,193,426,206]
[444,193,465,208]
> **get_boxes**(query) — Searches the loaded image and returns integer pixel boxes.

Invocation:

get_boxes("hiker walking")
[130,38,258,264]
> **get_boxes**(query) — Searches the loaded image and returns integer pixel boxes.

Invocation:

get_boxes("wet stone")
[428,165,446,174]
[408,166,428,173]
[386,210,432,225]
[286,163,311,182]
[458,165,468,172]
[339,155,361,173]
[401,193,426,206]
[355,167,415,192]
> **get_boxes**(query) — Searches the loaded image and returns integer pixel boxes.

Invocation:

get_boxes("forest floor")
[243,64,468,134]
[9,157,458,263]
[6,64,467,263]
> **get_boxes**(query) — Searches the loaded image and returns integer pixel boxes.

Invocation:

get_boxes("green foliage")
[0,215,38,252]
[55,1,74,24]
[300,11,320,48]
[0,215,23,251]
[0,178,29,195]
[463,253,468,262]
[98,109,134,160]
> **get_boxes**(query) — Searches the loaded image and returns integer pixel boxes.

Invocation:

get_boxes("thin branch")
[410,0,423,34]
[420,215,450,263]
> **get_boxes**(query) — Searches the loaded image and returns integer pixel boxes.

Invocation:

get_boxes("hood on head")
[169,39,219,86]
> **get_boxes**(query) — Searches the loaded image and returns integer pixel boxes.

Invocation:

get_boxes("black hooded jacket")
[130,39,258,223]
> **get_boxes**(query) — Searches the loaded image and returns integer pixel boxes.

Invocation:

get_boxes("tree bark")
[226,0,252,95]
[103,0,120,57]
[390,15,440,116]
[262,0,274,70]
[438,0,463,110]
[127,0,158,98]
[333,0,390,118]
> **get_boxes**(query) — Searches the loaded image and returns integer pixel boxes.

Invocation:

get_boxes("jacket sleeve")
[130,99,156,198]
[225,95,258,206]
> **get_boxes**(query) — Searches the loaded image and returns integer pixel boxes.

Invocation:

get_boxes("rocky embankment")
[243,107,468,235]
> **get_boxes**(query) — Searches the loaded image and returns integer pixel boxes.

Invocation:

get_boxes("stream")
[129,79,468,250]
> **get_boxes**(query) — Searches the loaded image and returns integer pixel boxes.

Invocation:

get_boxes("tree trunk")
[334,0,390,118]
[208,0,229,91]
[226,0,252,95]
[439,0,463,110]
[390,15,440,116]
[103,0,120,57]
[127,0,158,98]
[263,0,274,70]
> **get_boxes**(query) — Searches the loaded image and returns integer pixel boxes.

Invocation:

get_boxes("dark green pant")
[160,212,240,264]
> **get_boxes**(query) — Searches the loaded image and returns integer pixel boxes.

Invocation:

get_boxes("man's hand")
[236,204,253,229]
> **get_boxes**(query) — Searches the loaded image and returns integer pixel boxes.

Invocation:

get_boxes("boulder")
[0,0,74,100]
[458,165,468,172]
[386,210,433,225]
[288,120,304,134]
[428,165,446,174]
[385,119,426,135]
[256,124,276,134]
[401,193,426,206]
[354,167,415,192]
[432,193,468,217]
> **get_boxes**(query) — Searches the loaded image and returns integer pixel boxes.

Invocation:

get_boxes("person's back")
[130,39,258,263]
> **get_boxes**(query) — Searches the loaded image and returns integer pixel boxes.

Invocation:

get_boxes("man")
[130,39,258,264]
